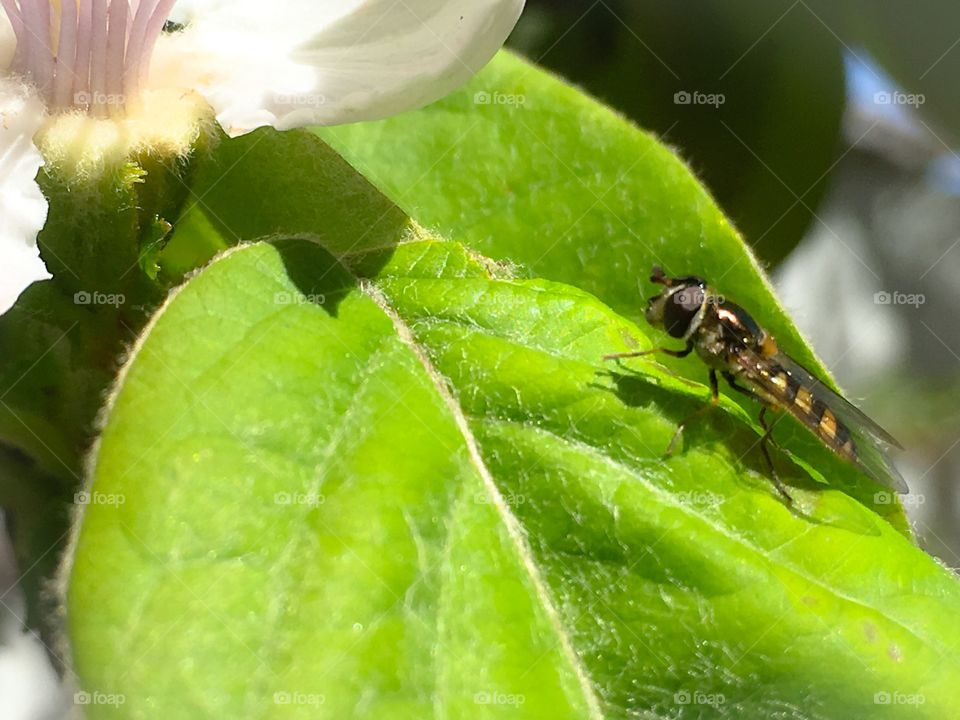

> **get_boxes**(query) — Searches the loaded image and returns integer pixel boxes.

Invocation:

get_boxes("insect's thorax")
[691,300,770,371]
[691,312,734,369]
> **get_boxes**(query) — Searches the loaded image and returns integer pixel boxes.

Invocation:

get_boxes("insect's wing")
[767,354,908,493]
[772,355,902,447]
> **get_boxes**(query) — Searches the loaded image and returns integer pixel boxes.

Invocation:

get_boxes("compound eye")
[663,285,705,337]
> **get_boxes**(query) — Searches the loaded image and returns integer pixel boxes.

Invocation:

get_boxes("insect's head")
[645,265,708,339]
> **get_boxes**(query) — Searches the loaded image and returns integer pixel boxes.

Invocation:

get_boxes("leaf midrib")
[360,278,608,720]
[245,336,395,719]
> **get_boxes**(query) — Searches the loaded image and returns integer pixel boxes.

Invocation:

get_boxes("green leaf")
[310,50,866,494]
[67,237,960,718]
[170,57,889,524]
[0,283,116,479]
[169,50,908,521]
[314,51,832,358]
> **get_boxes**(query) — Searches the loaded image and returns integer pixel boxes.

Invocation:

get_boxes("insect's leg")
[604,340,693,361]
[722,371,758,400]
[723,372,793,502]
[666,369,719,455]
[723,372,785,452]
[758,407,793,503]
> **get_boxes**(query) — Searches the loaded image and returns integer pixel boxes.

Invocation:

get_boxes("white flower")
[0,78,48,314]
[0,0,524,314]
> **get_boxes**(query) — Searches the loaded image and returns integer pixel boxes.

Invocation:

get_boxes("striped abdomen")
[760,364,858,462]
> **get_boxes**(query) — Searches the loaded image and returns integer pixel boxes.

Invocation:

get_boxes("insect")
[604,266,907,500]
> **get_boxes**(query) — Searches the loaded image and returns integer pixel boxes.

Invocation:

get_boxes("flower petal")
[0,79,49,315]
[154,0,524,133]
[0,10,16,71]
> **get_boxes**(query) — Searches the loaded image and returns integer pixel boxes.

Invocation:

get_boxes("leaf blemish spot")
[888,643,903,662]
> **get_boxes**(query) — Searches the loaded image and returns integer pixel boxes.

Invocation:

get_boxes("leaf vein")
[361,279,607,720]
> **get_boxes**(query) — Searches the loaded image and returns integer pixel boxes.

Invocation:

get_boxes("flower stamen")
[2,0,177,116]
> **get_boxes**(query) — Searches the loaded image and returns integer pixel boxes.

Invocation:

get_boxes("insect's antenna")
[650,265,671,286]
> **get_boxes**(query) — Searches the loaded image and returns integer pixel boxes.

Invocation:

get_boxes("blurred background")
[4,1,960,716]
[507,0,960,564]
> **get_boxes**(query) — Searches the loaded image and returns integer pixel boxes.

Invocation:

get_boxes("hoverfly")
[605,266,907,500]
